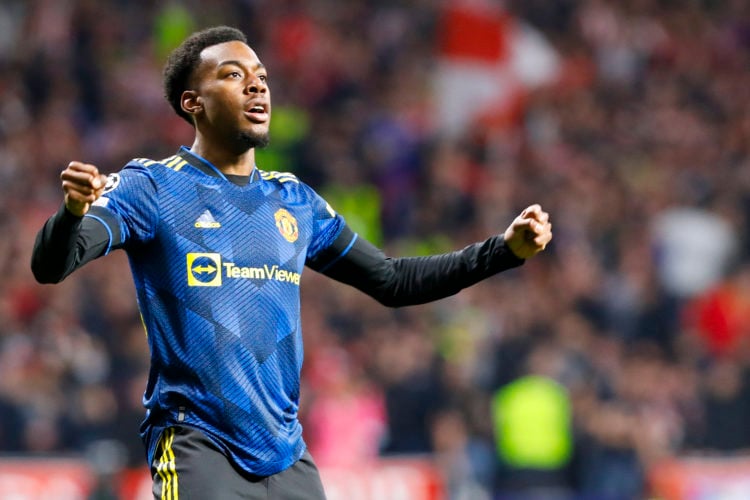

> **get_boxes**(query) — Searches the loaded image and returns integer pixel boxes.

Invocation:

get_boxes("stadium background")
[1,0,750,498]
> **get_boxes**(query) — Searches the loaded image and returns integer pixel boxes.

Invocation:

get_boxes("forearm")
[31,204,111,283]
[319,231,524,307]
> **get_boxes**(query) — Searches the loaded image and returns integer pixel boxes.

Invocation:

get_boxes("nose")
[246,74,267,94]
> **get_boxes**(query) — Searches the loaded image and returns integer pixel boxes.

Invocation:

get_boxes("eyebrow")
[217,60,265,71]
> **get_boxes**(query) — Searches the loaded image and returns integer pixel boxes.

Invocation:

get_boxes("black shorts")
[151,426,326,500]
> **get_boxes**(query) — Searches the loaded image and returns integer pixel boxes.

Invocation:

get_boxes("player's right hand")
[61,161,108,217]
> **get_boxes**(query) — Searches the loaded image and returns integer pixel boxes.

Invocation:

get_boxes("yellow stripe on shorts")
[157,428,179,499]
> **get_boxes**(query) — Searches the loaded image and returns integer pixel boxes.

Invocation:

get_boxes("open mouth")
[245,103,269,122]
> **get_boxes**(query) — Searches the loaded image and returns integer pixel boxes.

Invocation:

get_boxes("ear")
[181,90,202,117]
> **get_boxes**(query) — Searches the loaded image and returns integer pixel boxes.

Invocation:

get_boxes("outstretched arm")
[31,162,111,284]
[314,204,552,307]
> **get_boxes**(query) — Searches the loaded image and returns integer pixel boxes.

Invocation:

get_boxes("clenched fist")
[503,204,553,259]
[60,161,108,217]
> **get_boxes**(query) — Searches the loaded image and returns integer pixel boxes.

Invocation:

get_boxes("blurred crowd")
[1,0,750,498]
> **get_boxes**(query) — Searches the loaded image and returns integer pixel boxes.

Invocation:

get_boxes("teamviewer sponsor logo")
[186,253,301,287]
[187,253,222,287]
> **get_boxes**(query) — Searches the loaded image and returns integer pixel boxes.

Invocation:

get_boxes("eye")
[258,74,268,83]
[227,71,243,79]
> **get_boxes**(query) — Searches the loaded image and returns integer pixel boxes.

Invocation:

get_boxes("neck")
[190,136,255,177]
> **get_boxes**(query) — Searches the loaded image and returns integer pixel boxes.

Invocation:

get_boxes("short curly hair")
[163,26,248,125]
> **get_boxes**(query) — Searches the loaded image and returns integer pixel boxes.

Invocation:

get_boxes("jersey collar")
[176,146,258,184]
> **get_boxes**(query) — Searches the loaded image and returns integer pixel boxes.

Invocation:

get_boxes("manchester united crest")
[274,208,299,243]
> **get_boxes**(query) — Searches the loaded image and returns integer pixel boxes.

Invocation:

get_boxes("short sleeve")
[85,161,160,250]
[305,183,346,261]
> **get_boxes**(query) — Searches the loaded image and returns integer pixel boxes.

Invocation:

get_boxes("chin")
[238,130,270,150]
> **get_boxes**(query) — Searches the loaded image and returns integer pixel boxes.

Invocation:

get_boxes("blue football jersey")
[87,147,348,476]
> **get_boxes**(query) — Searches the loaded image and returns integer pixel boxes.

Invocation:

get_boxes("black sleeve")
[308,226,525,307]
[31,204,116,284]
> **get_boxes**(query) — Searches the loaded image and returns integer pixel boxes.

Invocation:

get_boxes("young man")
[31,26,552,499]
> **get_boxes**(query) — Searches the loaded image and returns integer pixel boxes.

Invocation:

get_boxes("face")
[187,40,271,151]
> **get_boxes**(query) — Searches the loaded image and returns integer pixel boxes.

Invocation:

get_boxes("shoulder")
[118,154,190,189]
[99,155,177,198]
[258,169,300,185]
[127,154,189,172]
[258,169,316,200]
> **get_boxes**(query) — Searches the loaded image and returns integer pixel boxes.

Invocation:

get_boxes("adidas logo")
[194,210,221,229]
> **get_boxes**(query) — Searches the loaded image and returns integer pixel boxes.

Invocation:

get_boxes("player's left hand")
[503,204,552,259]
